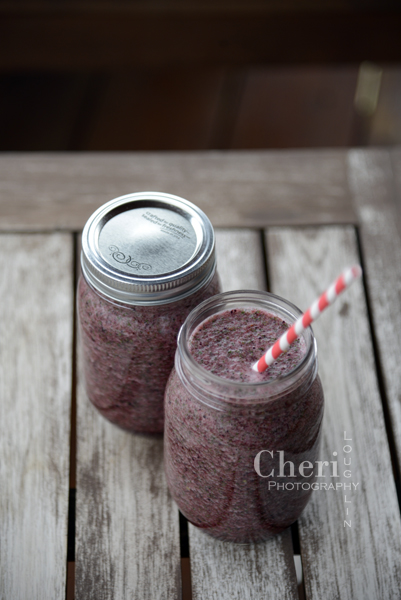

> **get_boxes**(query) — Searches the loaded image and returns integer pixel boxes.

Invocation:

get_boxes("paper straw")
[252,264,363,373]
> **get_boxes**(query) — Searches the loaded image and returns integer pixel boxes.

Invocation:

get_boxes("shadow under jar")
[164,290,324,543]
[78,191,221,435]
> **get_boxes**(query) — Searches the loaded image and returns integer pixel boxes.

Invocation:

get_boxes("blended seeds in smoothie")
[164,305,324,543]
[78,191,220,434]
[189,308,305,382]
[78,270,220,434]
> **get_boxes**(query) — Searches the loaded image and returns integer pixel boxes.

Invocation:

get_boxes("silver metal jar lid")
[81,191,216,305]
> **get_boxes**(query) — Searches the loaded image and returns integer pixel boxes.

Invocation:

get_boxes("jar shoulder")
[77,269,221,337]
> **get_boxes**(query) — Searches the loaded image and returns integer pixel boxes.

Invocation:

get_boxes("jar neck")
[175,290,318,412]
[80,260,217,308]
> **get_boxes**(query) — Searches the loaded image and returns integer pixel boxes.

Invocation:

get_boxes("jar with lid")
[78,191,221,435]
[164,290,324,543]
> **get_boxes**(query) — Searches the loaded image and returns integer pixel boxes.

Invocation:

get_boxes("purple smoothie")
[164,298,324,543]
[78,270,221,434]
[189,308,306,382]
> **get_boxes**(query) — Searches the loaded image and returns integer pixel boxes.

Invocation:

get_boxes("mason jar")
[78,191,221,435]
[164,290,324,543]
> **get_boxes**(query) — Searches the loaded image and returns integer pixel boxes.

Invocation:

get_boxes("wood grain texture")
[75,227,181,598]
[0,233,73,599]
[189,526,298,600]
[75,361,181,598]
[0,150,355,230]
[215,228,267,291]
[267,226,401,599]
[348,148,401,475]
[188,228,298,600]
[390,146,401,226]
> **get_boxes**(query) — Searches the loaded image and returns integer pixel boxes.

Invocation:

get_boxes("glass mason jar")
[78,191,221,435]
[164,290,324,543]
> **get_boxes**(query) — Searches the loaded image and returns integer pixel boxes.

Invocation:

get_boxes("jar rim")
[176,289,318,405]
[81,191,216,305]
[81,256,218,307]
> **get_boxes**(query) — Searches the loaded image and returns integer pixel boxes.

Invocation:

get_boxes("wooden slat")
[75,356,181,596]
[0,150,355,230]
[189,526,297,600]
[0,233,73,599]
[267,225,401,599]
[215,228,267,291]
[1,4,401,69]
[348,148,401,475]
[390,147,401,225]
[188,229,298,600]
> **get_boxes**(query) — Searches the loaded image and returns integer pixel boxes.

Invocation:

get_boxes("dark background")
[1,1,400,152]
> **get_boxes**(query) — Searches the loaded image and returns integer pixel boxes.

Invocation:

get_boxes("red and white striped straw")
[252,264,363,373]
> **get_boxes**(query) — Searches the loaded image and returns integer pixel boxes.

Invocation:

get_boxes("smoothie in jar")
[164,290,324,543]
[78,192,221,434]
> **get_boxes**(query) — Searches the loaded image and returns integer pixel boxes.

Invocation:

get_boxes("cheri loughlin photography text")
[254,432,359,528]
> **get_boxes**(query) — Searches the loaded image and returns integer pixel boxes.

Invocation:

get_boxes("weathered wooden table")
[1,149,401,599]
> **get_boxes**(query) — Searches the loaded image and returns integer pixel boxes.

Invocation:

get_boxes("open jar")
[78,191,221,434]
[164,290,324,543]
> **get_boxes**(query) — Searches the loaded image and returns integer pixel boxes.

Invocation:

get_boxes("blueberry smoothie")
[189,308,306,383]
[164,291,324,543]
[78,270,220,433]
[78,191,220,434]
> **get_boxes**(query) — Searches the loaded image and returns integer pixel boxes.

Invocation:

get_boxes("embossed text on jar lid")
[81,191,216,305]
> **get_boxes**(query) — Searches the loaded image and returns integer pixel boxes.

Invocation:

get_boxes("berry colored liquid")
[189,308,306,382]
[164,307,324,542]
[77,270,221,434]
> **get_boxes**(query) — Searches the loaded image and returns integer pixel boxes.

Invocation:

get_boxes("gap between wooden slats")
[75,289,181,597]
[349,149,401,485]
[0,233,73,599]
[266,225,401,600]
[187,229,299,600]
